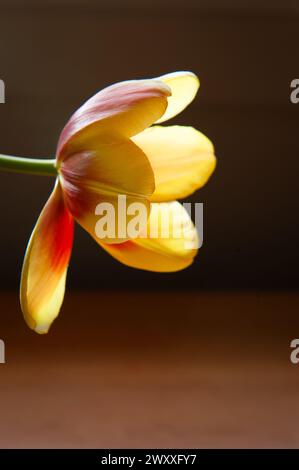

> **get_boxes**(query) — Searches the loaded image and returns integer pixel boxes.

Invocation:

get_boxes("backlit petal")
[20,181,74,334]
[155,71,199,123]
[57,79,170,160]
[59,138,154,244]
[133,125,216,201]
[100,201,198,272]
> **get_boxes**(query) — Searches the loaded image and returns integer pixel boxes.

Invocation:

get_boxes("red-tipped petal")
[20,180,74,334]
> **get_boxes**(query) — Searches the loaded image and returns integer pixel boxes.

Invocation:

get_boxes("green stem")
[0,154,57,176]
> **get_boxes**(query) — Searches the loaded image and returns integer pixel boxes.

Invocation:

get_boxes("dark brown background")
[0,0,299,449]
[0,0,298,290]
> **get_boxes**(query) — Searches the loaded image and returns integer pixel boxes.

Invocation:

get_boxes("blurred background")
[0,0,298,290]
[0,0,298,449]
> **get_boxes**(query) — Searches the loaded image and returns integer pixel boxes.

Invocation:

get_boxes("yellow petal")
[100,201,198,272]
[59,138,154,244]
[155,71,199,123]
[57,79,170,160]
[20,181,74,334]
[133,125,216,202]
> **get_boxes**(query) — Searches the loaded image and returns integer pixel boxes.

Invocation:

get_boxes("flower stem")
[0,154,57,176]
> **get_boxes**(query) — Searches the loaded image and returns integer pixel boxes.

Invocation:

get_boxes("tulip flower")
[0,71,216,333]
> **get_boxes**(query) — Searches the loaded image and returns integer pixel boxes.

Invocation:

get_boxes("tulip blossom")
[0,71,216,334]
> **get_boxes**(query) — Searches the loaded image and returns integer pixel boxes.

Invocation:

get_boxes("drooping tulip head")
[20,72,216,333]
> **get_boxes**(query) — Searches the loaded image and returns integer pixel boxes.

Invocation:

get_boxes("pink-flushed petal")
[59,138,154,244]
[56,79,171,161]
[20,180,74,334]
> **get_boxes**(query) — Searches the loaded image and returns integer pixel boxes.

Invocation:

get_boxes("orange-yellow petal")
[57,79,170,160]
[155,71,199,123]
[20,181,74,334]
[59,138,154,244]
[133,125,216,202]
[100,201,198,272]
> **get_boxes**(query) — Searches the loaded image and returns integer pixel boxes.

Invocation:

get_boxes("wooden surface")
[0,291,298,448]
